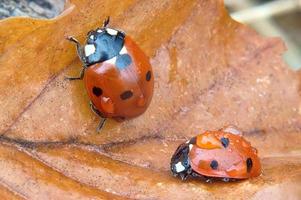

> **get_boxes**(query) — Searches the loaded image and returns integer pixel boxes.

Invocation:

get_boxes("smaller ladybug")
[170,126,261,182]
[66,17,154,131]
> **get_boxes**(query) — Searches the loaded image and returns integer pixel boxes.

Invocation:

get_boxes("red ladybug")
[170,126,261,182]
[66,17,154,131]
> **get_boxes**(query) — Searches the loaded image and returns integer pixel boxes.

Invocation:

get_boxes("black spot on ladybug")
[92,87,103,97]
[221,137,229,148]
[116,54,132,70]
[246,158,253,172]
[146,70,152,81]
[120,90,133,100]
[189,137,197,144]
[210,160,218,170]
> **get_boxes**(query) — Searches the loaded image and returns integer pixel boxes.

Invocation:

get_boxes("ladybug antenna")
[103,16,110,28]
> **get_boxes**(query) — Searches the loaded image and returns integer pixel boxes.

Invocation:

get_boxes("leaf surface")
[0,0,300,199]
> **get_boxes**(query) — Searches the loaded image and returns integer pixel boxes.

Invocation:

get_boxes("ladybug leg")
[205,178,213,183]
[66,36,86,65]
[221,177,236,182]
[191,171,202,178]
[89,101,107,132]
[191,171,213,182]
[89,101,102,116]
[221,177,230,182]
[103,16,110,28]
[179,173,188,181]
[65,36,87,81]
[96,118,107,132]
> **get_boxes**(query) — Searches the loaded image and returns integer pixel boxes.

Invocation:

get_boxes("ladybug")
[66,17,154,131]
[170,126,261,182]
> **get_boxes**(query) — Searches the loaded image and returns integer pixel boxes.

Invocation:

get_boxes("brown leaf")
[0,0,300,199]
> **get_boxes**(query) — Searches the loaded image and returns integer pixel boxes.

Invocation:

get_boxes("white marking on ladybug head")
[89,35,94,40]
[84,44,96,57]
[97,29,103,33]
[106,28,118,36]
[104,56,117,65]
[175,162,185,173]
[119,46,127,54]
[189,144,193,151]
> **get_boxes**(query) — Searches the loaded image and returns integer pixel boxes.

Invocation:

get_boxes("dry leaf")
[0,0,300,199]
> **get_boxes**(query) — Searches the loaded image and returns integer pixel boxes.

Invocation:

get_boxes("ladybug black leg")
[103,16,110,28]
[66,36,86,65]
[191,171,202,178]
[205,178,213,183]
[89,101,107,132]
[96,118,107,132]
[179,173,188,181]
[191,171,213,182]
[221,177,230,182]
[65,36,87,81]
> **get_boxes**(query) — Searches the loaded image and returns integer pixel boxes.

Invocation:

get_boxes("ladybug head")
[170,142,191,180]
[83,21,126,66]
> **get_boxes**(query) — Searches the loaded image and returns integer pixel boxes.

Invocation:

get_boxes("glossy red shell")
[189,131,261,179]
[84,36,154,120]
